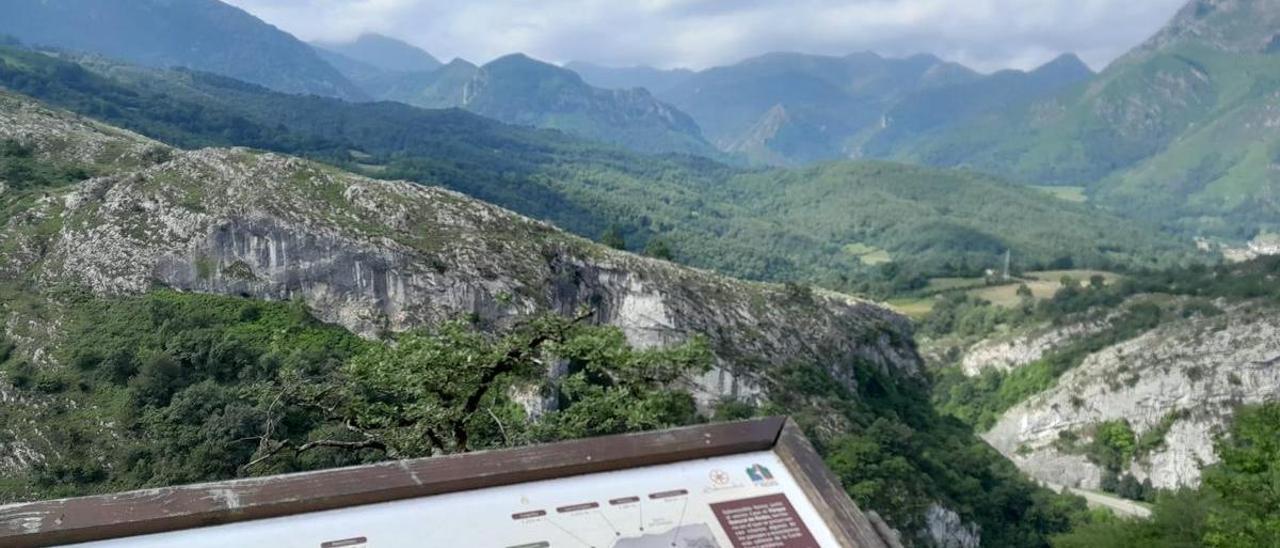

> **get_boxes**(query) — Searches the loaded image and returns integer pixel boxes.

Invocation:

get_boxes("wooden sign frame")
[0,417,898,547]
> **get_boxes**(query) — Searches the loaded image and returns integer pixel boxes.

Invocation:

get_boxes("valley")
[0,0,1279,546]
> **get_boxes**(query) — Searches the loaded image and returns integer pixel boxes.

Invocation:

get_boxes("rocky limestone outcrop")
[0,92,921,412]
[0,91,160,172]
[959,317,1110,376]
[983,300,1280,489]
[920,504,980,548]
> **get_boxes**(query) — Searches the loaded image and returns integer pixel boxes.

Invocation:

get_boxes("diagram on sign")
[503,460,822,548]
[508,488,720,548]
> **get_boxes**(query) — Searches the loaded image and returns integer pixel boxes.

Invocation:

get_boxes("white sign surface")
[73,451,841,547]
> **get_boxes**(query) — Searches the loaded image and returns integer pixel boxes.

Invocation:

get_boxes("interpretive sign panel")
[0,418,896,548]
[70,451,831,548]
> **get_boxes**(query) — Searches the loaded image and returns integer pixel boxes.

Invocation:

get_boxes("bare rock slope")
[982,299,1280,489]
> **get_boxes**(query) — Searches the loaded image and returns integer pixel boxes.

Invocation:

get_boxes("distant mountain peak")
[843,51,886,62]
[904,52,945,64]
[313,32,441,73]
[444,58,478,70]
[481,53,588,86]
[488,52,539,65]
[1032,53,1094,77]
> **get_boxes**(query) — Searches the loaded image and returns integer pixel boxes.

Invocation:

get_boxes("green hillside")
[874,0,1280,240]
[1096,44,1280,238]
[713,163,1193,289]
[861,54,1094,157]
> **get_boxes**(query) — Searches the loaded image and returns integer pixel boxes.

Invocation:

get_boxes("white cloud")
[223,0,1189,72]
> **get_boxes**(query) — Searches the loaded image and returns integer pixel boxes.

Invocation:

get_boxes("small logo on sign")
[709,469,732,486]
[746,464,775,485]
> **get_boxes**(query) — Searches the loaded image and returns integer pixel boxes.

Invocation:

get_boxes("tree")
[644,238,674,260]
[1089,420,1137,478]
[240,312,712,468]
[600,225,626,250]
[1202,404,1280,547]
[1116,474,1143,501]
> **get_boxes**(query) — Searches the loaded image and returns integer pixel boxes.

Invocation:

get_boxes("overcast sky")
[223,0,1189,73]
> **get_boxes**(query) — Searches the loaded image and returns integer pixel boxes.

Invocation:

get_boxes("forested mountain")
[315,47,719,157]
[652,52,975,164]
[861,54,1095,156]
[0,88,1105,547]
[0,45,1195,294]
[0,0,366,101]
[312,33,442,73]
[875,0,1280,241]
[445,54,719,157]
[580,51,1091,167]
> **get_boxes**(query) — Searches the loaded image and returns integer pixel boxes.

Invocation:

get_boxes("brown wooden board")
[0,417,895,547]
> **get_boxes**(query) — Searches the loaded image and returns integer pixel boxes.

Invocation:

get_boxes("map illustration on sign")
[71,451,838,548]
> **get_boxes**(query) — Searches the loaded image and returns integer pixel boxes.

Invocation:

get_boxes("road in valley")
[1041,482,1153,519]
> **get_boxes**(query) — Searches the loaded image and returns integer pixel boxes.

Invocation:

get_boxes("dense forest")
[0,288,1094,546]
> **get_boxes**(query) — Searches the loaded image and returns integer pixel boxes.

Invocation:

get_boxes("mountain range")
[7,0,1268,257]
[310,35,719,157]
[9,0,1277,249]
[574,51,1094,166]
[13,0,1272,247]
[0,44,1194,293]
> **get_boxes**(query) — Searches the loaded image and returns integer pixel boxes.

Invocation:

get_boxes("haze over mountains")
[313,33,443,73]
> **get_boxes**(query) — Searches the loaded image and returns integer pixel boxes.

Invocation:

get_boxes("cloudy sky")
[224,0,1190,72]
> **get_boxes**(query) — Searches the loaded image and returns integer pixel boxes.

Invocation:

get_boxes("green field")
[1032,185,1087,203]
[842,243,893,265]
[889,270,1123,316]
[886,297,936,319]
